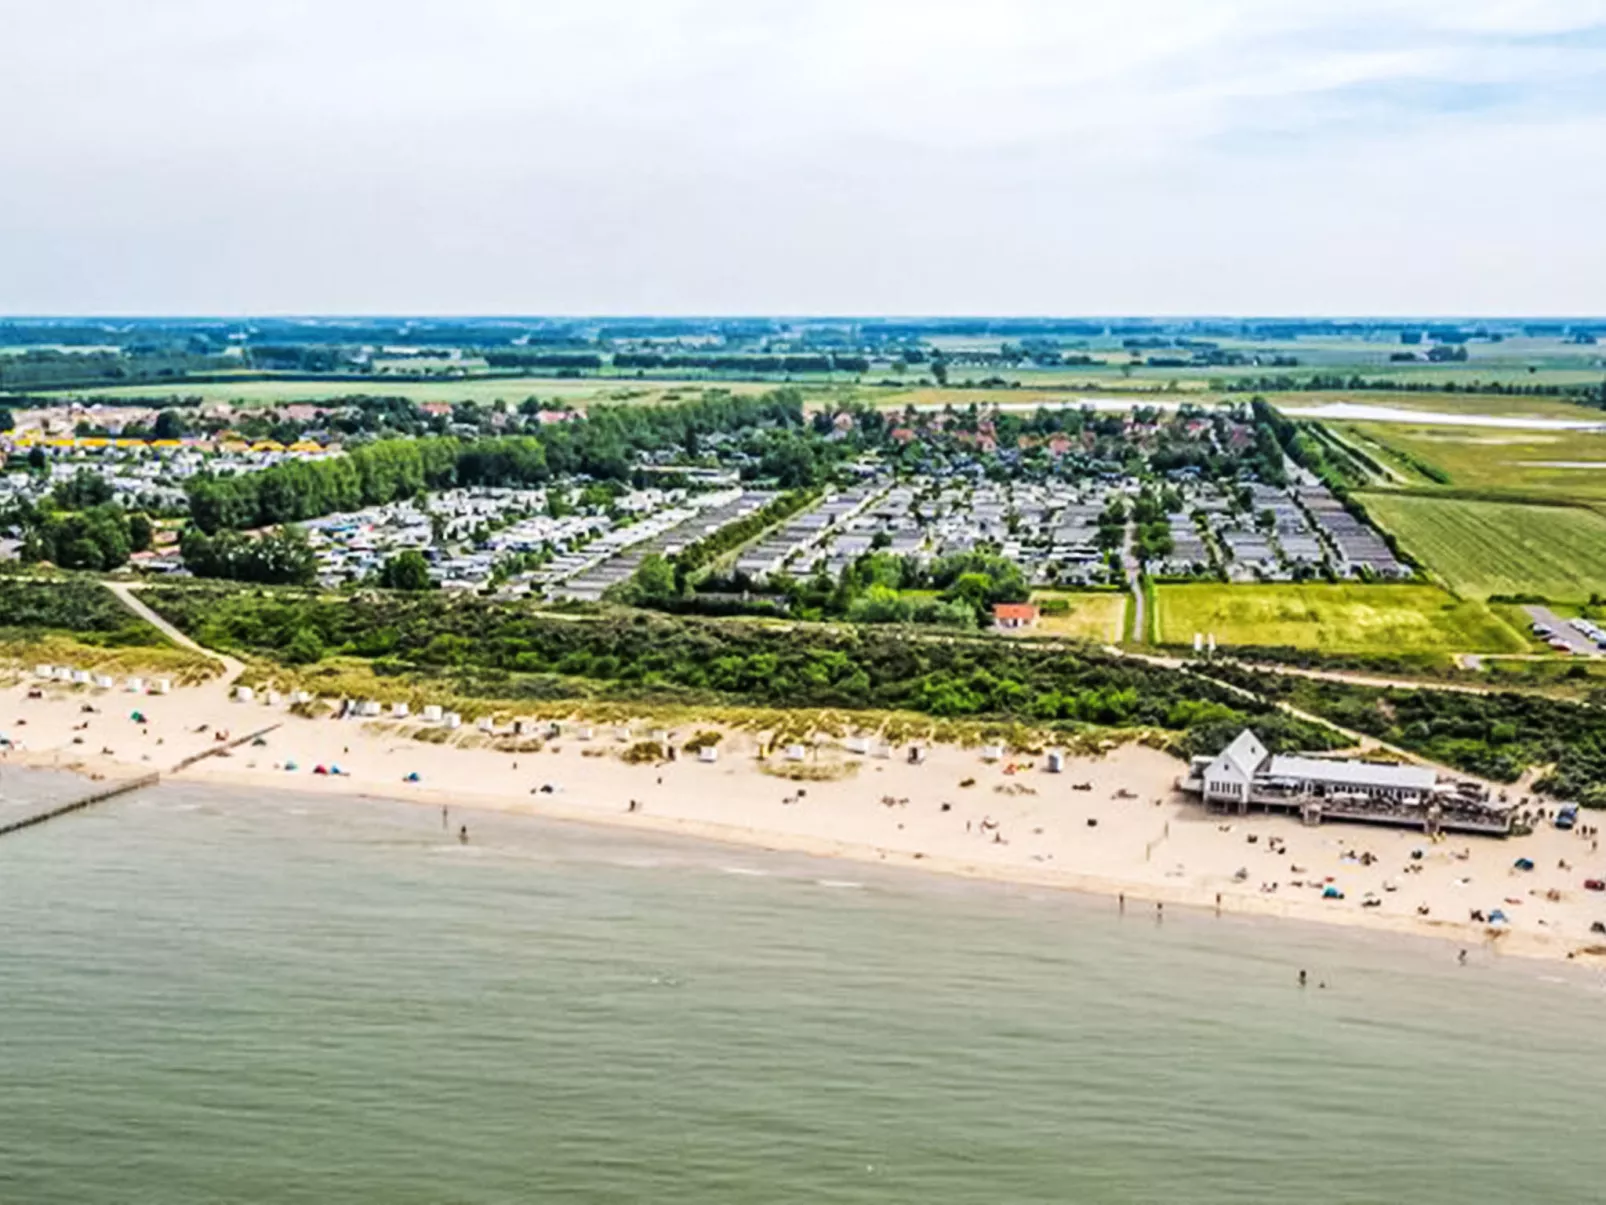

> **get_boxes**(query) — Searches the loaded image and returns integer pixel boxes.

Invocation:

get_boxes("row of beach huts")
[33,664,174,695]
[226,684,1076,771]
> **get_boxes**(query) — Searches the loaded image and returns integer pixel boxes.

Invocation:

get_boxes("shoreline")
[5,676,1606,968]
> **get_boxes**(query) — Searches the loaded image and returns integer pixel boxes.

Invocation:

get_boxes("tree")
[0,407,13,432]
[378,549,433,592]
[152,409,189,440]
[128,511,154,552]
[26,446,46,472]
[284,627,324,664]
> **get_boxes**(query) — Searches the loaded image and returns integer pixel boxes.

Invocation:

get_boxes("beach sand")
[5,673,1605,965]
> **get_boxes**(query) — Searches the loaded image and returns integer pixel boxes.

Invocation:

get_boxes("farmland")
[1151,582,1528,654]
[1358,494,1606,602]
[1334,421,1606,506]
[30,376,780,409]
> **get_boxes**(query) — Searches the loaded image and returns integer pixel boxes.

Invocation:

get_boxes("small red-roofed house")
[992,603,1041,630]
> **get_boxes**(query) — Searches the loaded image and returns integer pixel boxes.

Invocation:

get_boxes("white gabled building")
[1198,729,1267,807]
[1181,728,1511,836]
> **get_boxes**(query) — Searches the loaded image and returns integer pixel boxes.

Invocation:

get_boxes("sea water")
[1,770,1602,1204]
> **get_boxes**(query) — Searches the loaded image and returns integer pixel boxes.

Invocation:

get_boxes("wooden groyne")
[0,723,282,840]
[0,772,161,837]
[167,723,282,773]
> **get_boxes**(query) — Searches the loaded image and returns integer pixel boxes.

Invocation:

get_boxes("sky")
[2,0,1605,316]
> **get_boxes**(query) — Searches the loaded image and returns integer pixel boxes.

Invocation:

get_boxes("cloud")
[0,0,1602,313]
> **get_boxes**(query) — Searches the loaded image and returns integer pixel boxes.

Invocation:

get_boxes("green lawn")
[1152,582,1527,654]
[1359,493,1606,602]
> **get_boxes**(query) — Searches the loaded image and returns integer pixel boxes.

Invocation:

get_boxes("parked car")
[1583,879,1605,892]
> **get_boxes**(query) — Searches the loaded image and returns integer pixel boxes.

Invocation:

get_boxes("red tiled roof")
[992,603,1040,621]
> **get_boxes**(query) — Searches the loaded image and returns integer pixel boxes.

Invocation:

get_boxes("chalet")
[992,603,1040,630]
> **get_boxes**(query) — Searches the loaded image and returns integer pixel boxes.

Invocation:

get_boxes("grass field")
[1151,582,1528,654]
[1336,422,1606,505]
[1358,493,1606,602]
[1028,591,1127,643]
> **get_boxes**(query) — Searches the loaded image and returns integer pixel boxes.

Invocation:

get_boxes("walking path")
[105,581,245,684]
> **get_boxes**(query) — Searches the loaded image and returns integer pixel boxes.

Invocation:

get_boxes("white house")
[1199,729,1268,806]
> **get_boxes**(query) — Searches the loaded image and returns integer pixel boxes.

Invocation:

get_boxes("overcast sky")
[3,0,1604,315]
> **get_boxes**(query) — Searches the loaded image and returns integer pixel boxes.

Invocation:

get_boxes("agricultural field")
[1028,591,1126,643]
[1335,422,1606,506]
[1357,493,1606,602]
[1151,582,1528,654]
[31,377,779,409]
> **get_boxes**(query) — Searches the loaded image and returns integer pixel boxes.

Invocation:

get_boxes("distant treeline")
[1219,373,1606,402]
[0,350,234,392]
[481,351,871,374]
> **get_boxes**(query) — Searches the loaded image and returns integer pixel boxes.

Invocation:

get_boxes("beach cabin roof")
[1265,755,1435,792]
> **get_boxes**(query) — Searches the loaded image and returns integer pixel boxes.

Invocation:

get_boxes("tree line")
[184,391,809,533]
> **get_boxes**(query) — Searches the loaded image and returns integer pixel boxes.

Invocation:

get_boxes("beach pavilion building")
[1181,729,1512,836]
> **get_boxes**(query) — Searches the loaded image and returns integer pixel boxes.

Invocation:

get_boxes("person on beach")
[442,805,449,830]
[458,824,469,844]
[1118,893,1125,914]
[1299,970,1307,987]
[1458,949,1468,966]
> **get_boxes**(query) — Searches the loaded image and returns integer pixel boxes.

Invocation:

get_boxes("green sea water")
[1,770,1603,1204]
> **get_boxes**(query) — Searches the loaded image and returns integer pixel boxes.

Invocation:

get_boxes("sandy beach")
[5,670,1606,966]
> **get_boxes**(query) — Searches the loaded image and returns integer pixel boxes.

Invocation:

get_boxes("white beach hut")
[93,674,115,690]
[391,702,410,719]
[34,664,54,680]
[981,744,1004,763]
[234,686,254,703]
[53,666,74,682]
[1046,749,1065,774]
[442,712,462,730]
[125,677,145,695]
[71,670,91,686]
[844,736,870,756]
[872,742,892,759]
[784,743,807,762]
[289,689,312,705]
[358,700,381,718]
[577,725,595,741]
[422,704,444,723]
[477,716,496,733]
[151,679,172,695]
[698,744,718,763]
[265,690,282,706]
[615,726,632,743]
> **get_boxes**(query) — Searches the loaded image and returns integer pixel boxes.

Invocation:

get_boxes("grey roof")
[1265,755,1435,791]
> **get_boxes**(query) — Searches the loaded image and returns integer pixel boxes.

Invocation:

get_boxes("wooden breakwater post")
[167,723,282,774]
[0,772,161,838]
[0,723,282,840]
